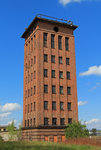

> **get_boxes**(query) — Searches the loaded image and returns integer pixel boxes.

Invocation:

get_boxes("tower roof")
[21,14,78,38]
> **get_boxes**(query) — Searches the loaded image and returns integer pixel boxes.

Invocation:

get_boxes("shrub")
[0,136,4,142]
[65,121,89,139]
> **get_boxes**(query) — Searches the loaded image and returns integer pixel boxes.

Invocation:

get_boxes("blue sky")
[0,0,101,129]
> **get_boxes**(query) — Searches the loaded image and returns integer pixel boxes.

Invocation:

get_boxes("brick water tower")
[21,14,78,142]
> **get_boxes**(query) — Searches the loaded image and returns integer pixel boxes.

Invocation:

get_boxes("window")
[66,58,70,65]
[33,118,36,126]
[31,87,33,96]
[44,69,48,77]
[60,102,64,110]
[52,101,56,110]
[51,34,55,48]
[59,71,63,79]
[31,59,33,66]
[68,118,72,124]
[34,56,36,64]
[25,90,27,98]
[44,118,49,126]
[31,73,33,81]
[28,104,29,113]
[34,71,36,79]
[31,103,32,112]
[25,120,26,127]
[44,54,48,62]
[34,102,36,111]
[65,37,69,51]
[68,103,71,111]
[60,86,63,94]
[27,120,29,127]
[52,85,56,94]
[67,72,70,80]
[67,87,71,95]
[25,105,27,114]
[31,37,33,52]
[44,85,48,93]
[60,118,65,125]
[58,36,62,50]
[44,101,48,110]
[51,55,55,63]
[52,70,55,78]
[28,74,30,82]
[30,119,32,126]
[52,118,57,125]
[59,56,62,64]
[34,86,36,94]
[43,33,47,47]
[28,89,30,97]
[34,34,36,49]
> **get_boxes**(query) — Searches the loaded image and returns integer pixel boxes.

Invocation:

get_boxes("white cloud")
[59,0,99,6]
[85,118,101,130]
[0,112,11,119]
[0,103,21,112]
[79,66,101,76]
[78,101,88,106]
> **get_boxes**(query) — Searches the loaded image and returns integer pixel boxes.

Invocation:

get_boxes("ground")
[0,141,101,150]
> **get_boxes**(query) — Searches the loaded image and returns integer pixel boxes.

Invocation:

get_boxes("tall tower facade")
[21,15,78,142]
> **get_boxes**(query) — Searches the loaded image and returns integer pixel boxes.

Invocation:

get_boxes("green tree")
[7,121,16,140]
[65,121,89,139]
[16,123,22,141]
[91,128,97,136]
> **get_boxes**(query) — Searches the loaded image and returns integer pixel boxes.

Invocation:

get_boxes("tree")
[7,121,16,140]
[65,121,89,139]
[16,123,22,141]
[91,128,97,136]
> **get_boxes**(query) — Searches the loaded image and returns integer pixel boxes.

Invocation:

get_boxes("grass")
[0,141,101,150]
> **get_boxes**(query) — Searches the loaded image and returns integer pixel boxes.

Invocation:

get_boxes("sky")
[0,0,101,129]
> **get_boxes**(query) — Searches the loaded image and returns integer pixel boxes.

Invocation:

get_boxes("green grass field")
[0,141,101,150]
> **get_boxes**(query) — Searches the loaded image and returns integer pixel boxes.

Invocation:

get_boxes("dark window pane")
[66,58,70,65]
[65,37,69,50]
[60,118,65,125]
[51,55,55,63]
[52,118,57,125]
[67,87,71,95]
[60,86,63,94]
[30,119,32,127]
[59,57,62,64]
[44,118,49,126]
[68,118,72,124]
[68,103,71,110]
[44,101,48,110]
[52,70,55,78]
[59,71,63,79]
[52,101,56,110]
[52,85,56,94]
[44,69,48,77]
[44,54,48,62]
[51,34,55,48]
[33,118,36,126]
[60,102,64,110]
[67,71,70,80]
[58,36,62,50]
[44,85,48,93]
[43,33,47,47]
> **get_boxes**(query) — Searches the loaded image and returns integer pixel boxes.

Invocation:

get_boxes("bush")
[65,121,89,139]
[0,136,4,142]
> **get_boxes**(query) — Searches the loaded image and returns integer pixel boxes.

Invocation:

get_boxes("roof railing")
[36,14,73,25]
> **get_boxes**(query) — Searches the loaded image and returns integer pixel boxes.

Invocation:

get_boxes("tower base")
[22,126,66,142]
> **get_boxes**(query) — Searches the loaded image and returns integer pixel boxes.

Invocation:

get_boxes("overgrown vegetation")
[7,121,22,141]
[0,136,4,142]
[0,141,101,150]
[65,121,89,139]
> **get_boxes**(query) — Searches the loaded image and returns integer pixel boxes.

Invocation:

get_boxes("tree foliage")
[91,128,97,136]
[65,121,89,139]
[7,121,16,140]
